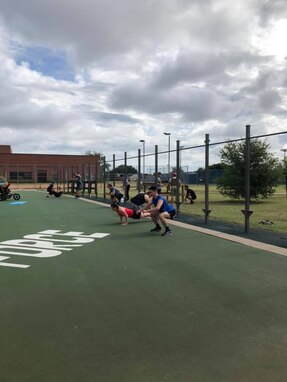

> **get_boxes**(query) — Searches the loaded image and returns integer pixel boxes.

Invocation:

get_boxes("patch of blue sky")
[14,45,75,82]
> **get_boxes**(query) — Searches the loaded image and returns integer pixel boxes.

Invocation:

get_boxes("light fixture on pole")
[281,148,287,160]
[139,140,145,181]
[164,132,171,174]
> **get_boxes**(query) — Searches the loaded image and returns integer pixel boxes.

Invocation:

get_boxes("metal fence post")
[124,151,127,200]
[88,163,91,197]
[113,154,116,187]
[138,148,141,192]
[95,160,98,198]
[155,145,158,187]
[176,140,181,216]
[103,156,106,200]
[203,134,211,224]
[241,125,253,232]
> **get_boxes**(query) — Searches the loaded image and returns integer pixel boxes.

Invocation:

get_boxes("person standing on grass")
[73,172,83,198]
[143,185,176,237]
[156,172,162,194]
[120,175,131,201]
[168,172,181,204]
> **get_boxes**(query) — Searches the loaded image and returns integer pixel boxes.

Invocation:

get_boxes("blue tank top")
[153,195,175,213]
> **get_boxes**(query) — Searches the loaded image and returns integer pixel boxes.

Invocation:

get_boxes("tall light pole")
[164,132,171,174]
[139,140,145,181]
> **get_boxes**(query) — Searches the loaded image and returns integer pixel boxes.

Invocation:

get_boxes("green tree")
[85,151,110,177]
[208,163,224,170]
[216,139,280,199]
[109,165,137,175]
[196,163,223,171]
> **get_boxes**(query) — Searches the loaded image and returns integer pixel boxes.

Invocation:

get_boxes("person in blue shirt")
[144,185,176,237]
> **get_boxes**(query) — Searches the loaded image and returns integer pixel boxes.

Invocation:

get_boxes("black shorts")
[169,210,176,219]
[131,210,141,219]
[116,193,124,201]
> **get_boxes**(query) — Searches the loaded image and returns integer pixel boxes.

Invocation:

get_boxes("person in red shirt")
[111,203,150,225]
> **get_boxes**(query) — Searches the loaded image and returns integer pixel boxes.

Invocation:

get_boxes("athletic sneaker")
[150,226,162,232]
[161,230,172,237]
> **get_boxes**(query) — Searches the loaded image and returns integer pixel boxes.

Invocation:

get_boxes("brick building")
[0,145,100,183]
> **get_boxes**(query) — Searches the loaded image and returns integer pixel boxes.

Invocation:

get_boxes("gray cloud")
[256,0,287,26]
[0,0,286,168]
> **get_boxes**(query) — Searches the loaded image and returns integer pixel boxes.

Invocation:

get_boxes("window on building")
[37,170,47,183]
[10,172,33,182]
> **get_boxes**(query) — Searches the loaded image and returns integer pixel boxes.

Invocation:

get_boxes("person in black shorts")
[46,182,63,198]
[143,186,176,236]
[107,184,124,203]
[185,185,197,204]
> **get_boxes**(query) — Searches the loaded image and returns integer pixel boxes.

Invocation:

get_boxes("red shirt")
[116,207,134,218]
[124,208,134,217]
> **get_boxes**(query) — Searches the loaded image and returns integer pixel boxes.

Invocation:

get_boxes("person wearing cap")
[144,185,175,237]
[168,172,181,204]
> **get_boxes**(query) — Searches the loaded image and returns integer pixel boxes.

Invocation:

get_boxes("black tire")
[13,193,21,200]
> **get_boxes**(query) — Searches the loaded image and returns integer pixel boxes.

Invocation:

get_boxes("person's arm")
[140,211,150,218]
[142,200,153,210]
[118,208,128,225]
[153,199,163,211]
[145,198,163,212]
[121,210,128,225]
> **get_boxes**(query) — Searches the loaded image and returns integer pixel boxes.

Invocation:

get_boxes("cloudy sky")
[0,0,287,170]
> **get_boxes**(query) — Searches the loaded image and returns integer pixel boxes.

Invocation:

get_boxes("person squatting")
[143,186,176,237]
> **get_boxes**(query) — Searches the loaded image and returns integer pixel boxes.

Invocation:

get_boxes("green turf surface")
[1,191,287,382]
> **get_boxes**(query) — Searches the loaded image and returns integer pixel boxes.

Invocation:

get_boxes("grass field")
[180,184,287,233]
[95,183,287,234]
[1,191,287,382]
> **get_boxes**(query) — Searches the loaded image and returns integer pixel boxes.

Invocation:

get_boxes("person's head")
[107,183,113,189]
[148,185,158,198]
[172,172,177,177]
[144,193,151,202]
[184,185,188,189]
[111,202,119,211]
